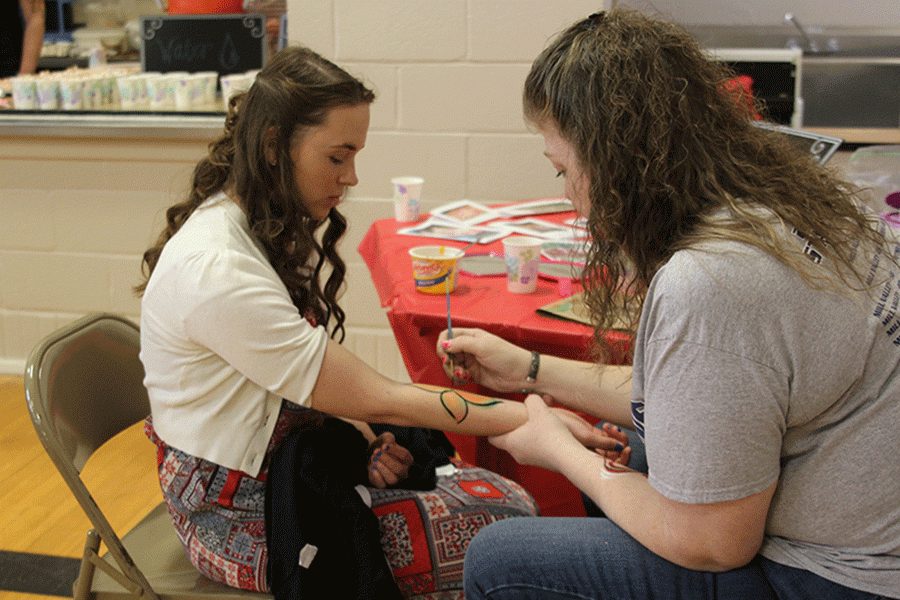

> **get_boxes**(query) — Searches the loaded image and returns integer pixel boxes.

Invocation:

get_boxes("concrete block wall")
[0,0,608,374]
[288,0,608,206]
[0,135,197,373]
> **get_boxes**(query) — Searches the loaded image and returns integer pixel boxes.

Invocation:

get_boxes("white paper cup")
[98,73,115,106]
[59,77,85,110]
[116,75,138,109]
[195,71,218,106]
[392,176,423,222]
[170,73,205,110]
[35,77,60,110]
[107,72,122,106]
[173,75,192,110]
[81,75,103,109]
[503,236,543,294]
[132,74,151,108]
[161,73,179,109]
[10,76,37,109]
[144,73,166,110]
[219,72,251,111]
[188,74,206,108]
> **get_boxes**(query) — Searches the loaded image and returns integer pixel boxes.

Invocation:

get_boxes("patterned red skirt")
[145,401,539,598]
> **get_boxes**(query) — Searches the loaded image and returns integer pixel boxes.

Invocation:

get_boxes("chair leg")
[73,529,101,600]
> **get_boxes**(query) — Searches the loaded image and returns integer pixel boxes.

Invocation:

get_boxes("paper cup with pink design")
[503,236,543,294]
[392,176,423,222]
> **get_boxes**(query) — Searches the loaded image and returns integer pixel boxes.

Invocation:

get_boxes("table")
[358,206,631,516]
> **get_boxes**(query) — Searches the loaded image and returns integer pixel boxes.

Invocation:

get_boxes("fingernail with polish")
[614,443,624,452]
[441,341,451,349]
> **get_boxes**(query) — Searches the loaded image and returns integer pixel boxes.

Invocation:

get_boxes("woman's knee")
[465,518,519,571]
[465,518,542,597]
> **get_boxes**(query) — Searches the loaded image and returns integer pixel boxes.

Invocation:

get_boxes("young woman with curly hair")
[136,46,613,598]
[439,9,900,599]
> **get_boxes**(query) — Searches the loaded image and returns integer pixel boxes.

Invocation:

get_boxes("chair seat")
[90,503,273,599]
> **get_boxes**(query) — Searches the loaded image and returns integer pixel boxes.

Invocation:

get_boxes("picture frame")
[397,217,507,244]
[497,198,574,217]
[498,218,583,240]
[541,240,590,264]
[430,200,500,225]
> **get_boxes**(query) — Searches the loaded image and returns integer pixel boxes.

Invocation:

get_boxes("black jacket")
[265,418,404,600]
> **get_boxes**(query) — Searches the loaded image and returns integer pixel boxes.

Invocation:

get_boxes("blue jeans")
[464,517,890,599]
[464,425,890,600]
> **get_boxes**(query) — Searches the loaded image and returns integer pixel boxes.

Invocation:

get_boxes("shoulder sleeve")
[176,247,328,406]
[635,250,787,504]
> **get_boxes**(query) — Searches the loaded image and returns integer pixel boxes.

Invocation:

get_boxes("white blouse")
[140,192,328,476]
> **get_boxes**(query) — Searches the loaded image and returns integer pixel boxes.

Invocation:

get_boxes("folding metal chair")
[24,312,271,599]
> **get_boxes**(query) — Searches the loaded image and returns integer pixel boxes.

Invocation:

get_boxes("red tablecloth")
[358,209,630,516]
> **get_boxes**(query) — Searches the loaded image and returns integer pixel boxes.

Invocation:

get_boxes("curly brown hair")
[524,8,885,360]
[135,46,375,342]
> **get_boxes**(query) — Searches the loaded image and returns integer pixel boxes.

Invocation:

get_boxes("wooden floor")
[0,375,161,599]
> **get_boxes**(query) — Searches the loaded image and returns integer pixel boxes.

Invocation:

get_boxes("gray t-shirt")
[631,220,900,597]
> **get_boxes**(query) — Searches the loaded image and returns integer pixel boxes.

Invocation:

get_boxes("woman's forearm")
[392,383,529,436]
[561,445,771,572]
[19,0,45,75]
[529,354,634,428]
[311,339,527,436]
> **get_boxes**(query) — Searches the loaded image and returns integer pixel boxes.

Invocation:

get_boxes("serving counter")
[3,107,896,145]
[0,110,225,140]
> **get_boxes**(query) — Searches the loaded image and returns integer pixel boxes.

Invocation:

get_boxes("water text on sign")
[154,36,214,65]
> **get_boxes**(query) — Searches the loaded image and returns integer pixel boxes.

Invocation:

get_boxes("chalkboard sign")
[140,13,266,76]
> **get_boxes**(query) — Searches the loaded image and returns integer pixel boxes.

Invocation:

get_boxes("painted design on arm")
[600,456,647,480]
[412,384,501,424]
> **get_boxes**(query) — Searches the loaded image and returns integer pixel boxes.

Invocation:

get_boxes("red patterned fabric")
[145,401,319,592]
[146,407,538,598]
[372,459,539,598]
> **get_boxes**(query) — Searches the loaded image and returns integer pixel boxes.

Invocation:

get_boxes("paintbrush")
[443,234,492,380]
[446,268,455,375]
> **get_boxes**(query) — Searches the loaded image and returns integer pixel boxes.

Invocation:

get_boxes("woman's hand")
[597,421,631,466]
[366,432,414,488]
[489,395,628,473]
[489,395,581,472]
[550,403,629,459]
[437,328,532,392]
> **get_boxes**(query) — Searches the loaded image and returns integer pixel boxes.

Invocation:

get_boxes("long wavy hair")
[524,8,885,360]
[136,46,375,342]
